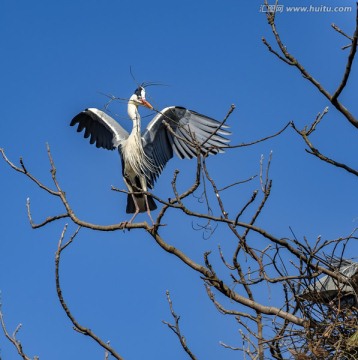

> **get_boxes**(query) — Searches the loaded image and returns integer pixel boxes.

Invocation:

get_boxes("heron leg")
[128,193,141,224]
[139,176,155,225]
[123,177,142,224]
[123,175,154,224]
[145,197,154,224]
[118,199,139,228]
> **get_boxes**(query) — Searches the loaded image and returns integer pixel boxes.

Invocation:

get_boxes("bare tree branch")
[0,148,59,197]
[228,122,291,149]
[331,4,358,102]
[162,291,198,360]
[55,225,125,360]
[262,0,358,128]
[149,228,306,326]
[291,121,358,177]
[0,306,34,360]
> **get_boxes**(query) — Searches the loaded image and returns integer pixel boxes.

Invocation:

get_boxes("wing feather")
[70,108,129,150]
[141,106,231,186]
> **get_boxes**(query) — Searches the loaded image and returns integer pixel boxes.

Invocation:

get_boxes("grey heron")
[301,258,358,307]
[70,86,230,223]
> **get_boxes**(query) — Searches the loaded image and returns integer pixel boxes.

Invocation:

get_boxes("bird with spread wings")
[70,86,230,223]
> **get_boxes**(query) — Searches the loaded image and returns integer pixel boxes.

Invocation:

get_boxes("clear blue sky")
[0,0,357,359]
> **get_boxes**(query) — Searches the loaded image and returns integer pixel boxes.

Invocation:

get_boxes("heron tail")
[126,193,157,214]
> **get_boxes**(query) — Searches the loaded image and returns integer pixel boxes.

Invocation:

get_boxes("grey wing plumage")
[141,106,230,185]
[70,108,129,150]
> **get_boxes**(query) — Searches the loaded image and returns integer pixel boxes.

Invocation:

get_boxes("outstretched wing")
[141,106,230,185]
[70,108,129,150]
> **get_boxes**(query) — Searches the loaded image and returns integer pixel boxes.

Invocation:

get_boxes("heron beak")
[141,99,153,110]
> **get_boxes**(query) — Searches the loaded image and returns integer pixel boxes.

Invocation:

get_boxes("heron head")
[130,86,153,109]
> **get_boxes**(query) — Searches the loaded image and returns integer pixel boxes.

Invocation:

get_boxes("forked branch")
[262,0,358,128]
[55,225,124,360]
[0,307,35,360]
[291,118,358,177]
[162,291,198,360]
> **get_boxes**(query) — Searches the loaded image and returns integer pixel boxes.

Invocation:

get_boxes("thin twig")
[0,307,32,360]
[162,291,198,360]
[27,197,69,228]
[218,175,257,192]
[200,104,235,147]
[205,285,256,321]
[229,122,291,149]
[305,107,329,136]
[0,148,59,196]
[331,23,354,42]
[331,5,358,102]
[234,190,258,225]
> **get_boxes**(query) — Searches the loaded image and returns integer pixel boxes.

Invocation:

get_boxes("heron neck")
[128,102,141,136]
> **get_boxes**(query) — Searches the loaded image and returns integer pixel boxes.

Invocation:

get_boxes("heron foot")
[119,221,129,229]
